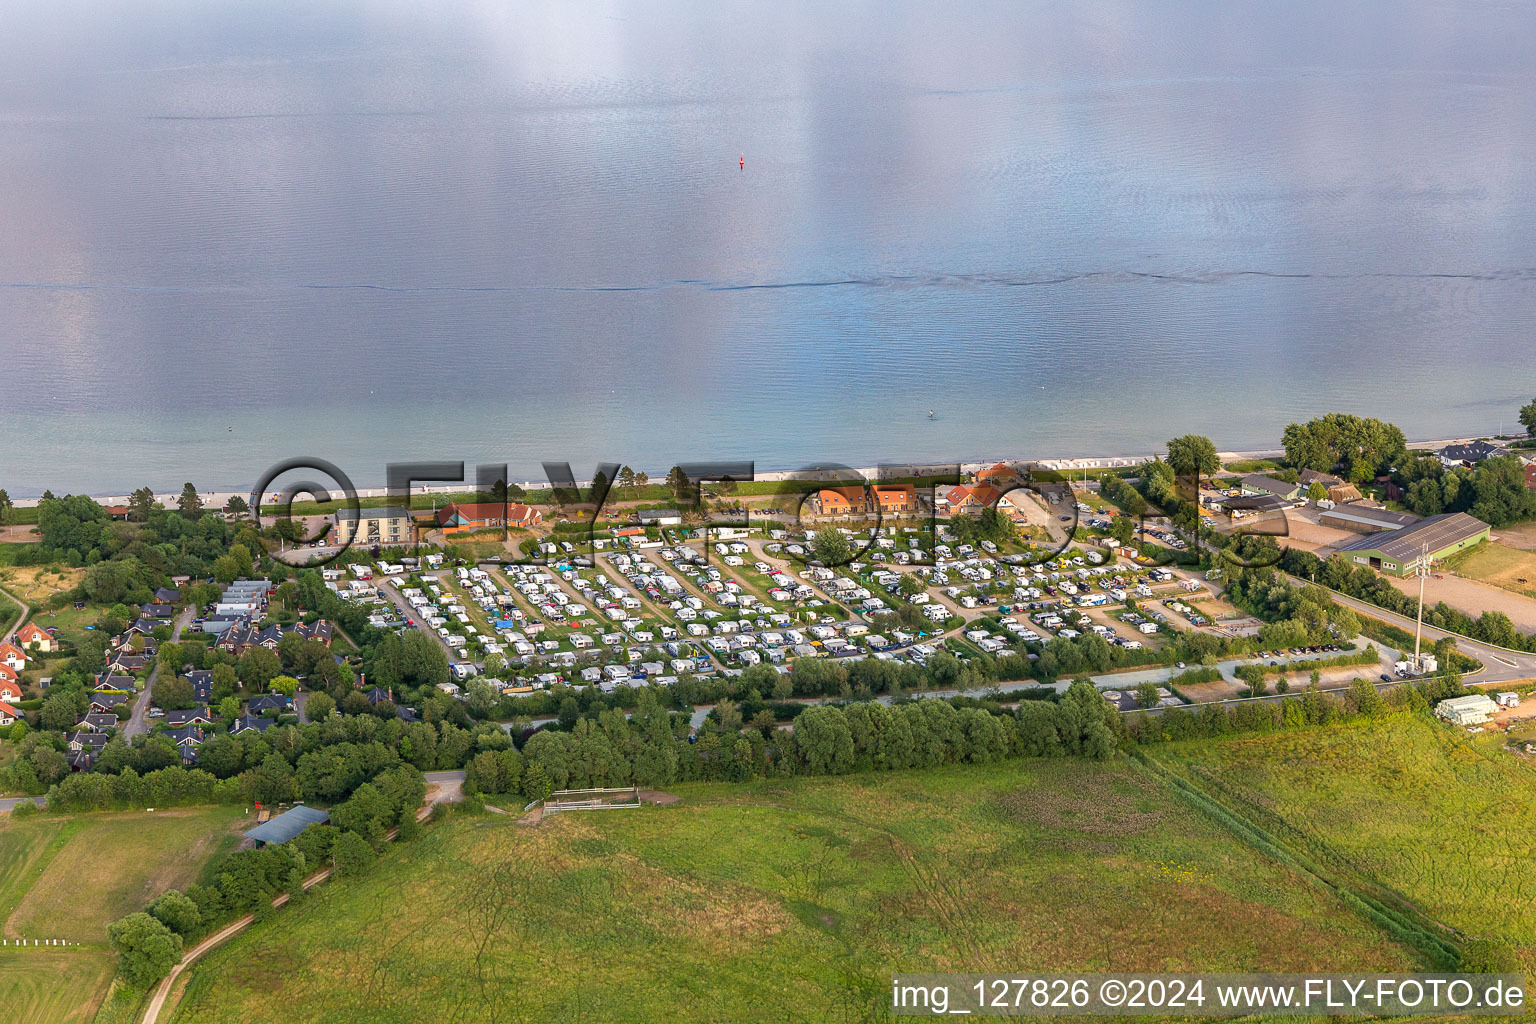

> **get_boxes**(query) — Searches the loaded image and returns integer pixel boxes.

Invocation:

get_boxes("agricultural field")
[0,806,249,1024]
[171,759,1417,1023]
[1152,713,1536,970]
[0,947,117,1024]
[3,806,249,944]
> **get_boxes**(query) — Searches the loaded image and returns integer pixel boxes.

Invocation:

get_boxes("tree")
[177,483,203,518]
[267,674,300,697]
[1307,481,1329,502]
[224,494,249,517]
[305,691,335,722]
[1111,516,1136,546]
[331,831,375,876]
[665,466,691,504]
[237,647,282,692]
[617,466,636,497]
[0,488,10,527]
[1520,398,1536,439]
[107,912,183,988]
[128,486,156,522]
[1165,435,1220,478]
[146,890,201,937]
[634,471,649,491]
[1135,681,1159,709]
[810,527,852,566]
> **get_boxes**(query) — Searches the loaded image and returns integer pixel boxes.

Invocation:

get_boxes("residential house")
[0,701,18,726]
[76,713,119,732]
[0,680,21,703]
[153,587,181,604]
[15,623,58,653]
[88,692,132,713]
[1437,441,1512,469]
[165,706,215,728]
[943,484,1001,512]
[246,694,292,716]
[872,484,918,515]
[974,461,1021,489]
[229,713,274,735]
[184,670,214,702]
[0,641,27,672]
[140,603,175,619]
[434,501,542,534]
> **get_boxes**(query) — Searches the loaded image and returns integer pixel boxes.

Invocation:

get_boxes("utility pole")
[1406,542,1433,672]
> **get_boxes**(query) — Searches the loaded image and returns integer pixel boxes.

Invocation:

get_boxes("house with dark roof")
[364,686,394,706]
[163,725,205,750]
[1437,441,1512,469]
[109,652,148,673]
[165,706,214,727]
[395,705,421,723]
[94,673,136,692]
[246,694,292,715]
[88,692,132,713]
[140,603,175,619]
[153,587,181,604]
[68,729,109,755]
[230,713,275,735]
[184,670,214,702]
[76,712,119,732]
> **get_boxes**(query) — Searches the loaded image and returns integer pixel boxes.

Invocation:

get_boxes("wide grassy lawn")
[1151,713,1536,968]
[171,759,1415,1023]
[4,806,250,944]
[0,947,117,1024]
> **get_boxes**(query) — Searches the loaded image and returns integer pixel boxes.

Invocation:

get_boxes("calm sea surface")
[3,0,1536,495]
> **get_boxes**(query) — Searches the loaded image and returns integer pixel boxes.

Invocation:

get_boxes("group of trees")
[1281,414,1407,484]
[1279,547,1536,653]
[470,682,1122,800]
[1395,452,1536,526]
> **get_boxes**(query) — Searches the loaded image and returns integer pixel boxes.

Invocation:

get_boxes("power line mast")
[1405,542,1435,673]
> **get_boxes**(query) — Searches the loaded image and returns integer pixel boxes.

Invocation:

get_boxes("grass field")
[0,948,117,1024]
[1443,540,1536,601]
[1151,713,1536,969]
[4,806,250,944]
[171,759,1418,1023]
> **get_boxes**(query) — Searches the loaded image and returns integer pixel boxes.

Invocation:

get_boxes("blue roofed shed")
[244,805,330,846]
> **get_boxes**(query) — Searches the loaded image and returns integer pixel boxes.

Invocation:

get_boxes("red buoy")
[740,155,744,170]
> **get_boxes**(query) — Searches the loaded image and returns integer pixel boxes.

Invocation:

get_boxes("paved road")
[1284,574,1536,685]
[124,607,195,739]
[0,796,44,812]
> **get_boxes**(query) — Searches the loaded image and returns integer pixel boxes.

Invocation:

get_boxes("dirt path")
[140,785,459,1024]
[0,584,30,644]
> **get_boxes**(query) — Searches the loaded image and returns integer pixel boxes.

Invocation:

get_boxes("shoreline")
[4,427,1516,508]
